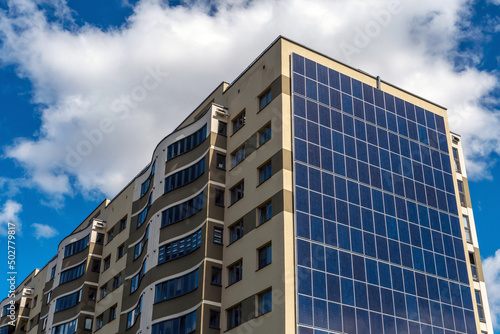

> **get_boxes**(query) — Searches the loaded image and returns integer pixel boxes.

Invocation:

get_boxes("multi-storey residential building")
[0,36,493,334]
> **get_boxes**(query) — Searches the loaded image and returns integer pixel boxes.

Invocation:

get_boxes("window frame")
[231,145,245,168]
[213,227,223,245]
[218,121,227,136]
[229,220,244,244]
[230,181,244,205]
[257,289,273,316]
[259,89,272,111]
[228,260,243,286]
[215,188,225,207]
[258,160,272,185]
[257,243,272,270]
[227,303,242,330]
[258,122,272,147]
[209,309,221,329]
[103,256,111,272]
[84,317,93,330]
[258,200,272,225]
[211,267,222,286]
[232,111,246,135]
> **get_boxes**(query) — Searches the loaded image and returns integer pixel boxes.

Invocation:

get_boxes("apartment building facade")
[0,36,493,334]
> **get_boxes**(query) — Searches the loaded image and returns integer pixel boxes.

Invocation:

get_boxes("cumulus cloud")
[31,223,59,239]
[0,0,498,200]
[483,249,500,329]
[0,200,22,235]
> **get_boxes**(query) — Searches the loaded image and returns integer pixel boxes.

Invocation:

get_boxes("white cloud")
[483,249,500,330]
[31,223,59,239]
[0,0,499,199]
[0,200,22,235]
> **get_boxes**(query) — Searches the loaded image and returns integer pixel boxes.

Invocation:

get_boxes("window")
[453,148,461,173]
[167,124,207,160]
[258,123,272,146]
[228,260,242,285]
[141,161,155,197]
[95,233,104,245]
[258,201,272,225]
[229,220,243,244]
[216,154,226,170]
[100,285,107,299]
[55,290,81,312]
[457,180,467,207]
[218,121,227,136]
[476,290,485,321]
[107,228,115,243]
[92,259,101,272]
[119,217,127,232]
[2,305,9,317]
[463,215,472,243]
[258,160,272,184]
[113,275,122,290]
[231,146,245,168]
[209,310,220,329]
[33,296,37,307]
[137,194,152,228]
[469,253,478,281]
[109,305,117,322]
[140,178,150,197]
[161,193,204,227]
[164,157,205,193]
[130,260,147,294]
[96,314,103,330]
[258,243,272,269]
[227,304,242,330]
[258,289,272,315]
[117,244,125,260]
[126,296,142,329]
[134,225,149,260]
[211,267,222,285]
[50,266,55,279]
[158,229,201,264]
[88,288,97,301]
[103,256,111,272]
[259,89,272,110]
[230,181,244,205]
[151,310,196,334]
[154,269,199,303]
[214,227,223,245]
[52,319,77,334]
[64,235,89,258]
[60,262,85,284]
[46,291,51,304]
[215,189,225,206]
[232,111,245,134]
[84,317,93,330]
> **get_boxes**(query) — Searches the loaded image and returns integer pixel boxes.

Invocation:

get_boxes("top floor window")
[167,124,207,160]
[64,235,89,258]
[259,89,272,110]
[232,111,245,134]
[218,121,227,136]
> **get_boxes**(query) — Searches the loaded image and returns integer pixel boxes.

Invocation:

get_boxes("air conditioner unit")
[216,108,229,117]
[24,288,34,295]
[93,220,106,229]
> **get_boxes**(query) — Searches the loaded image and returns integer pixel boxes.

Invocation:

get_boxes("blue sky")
[0,0,499,330]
